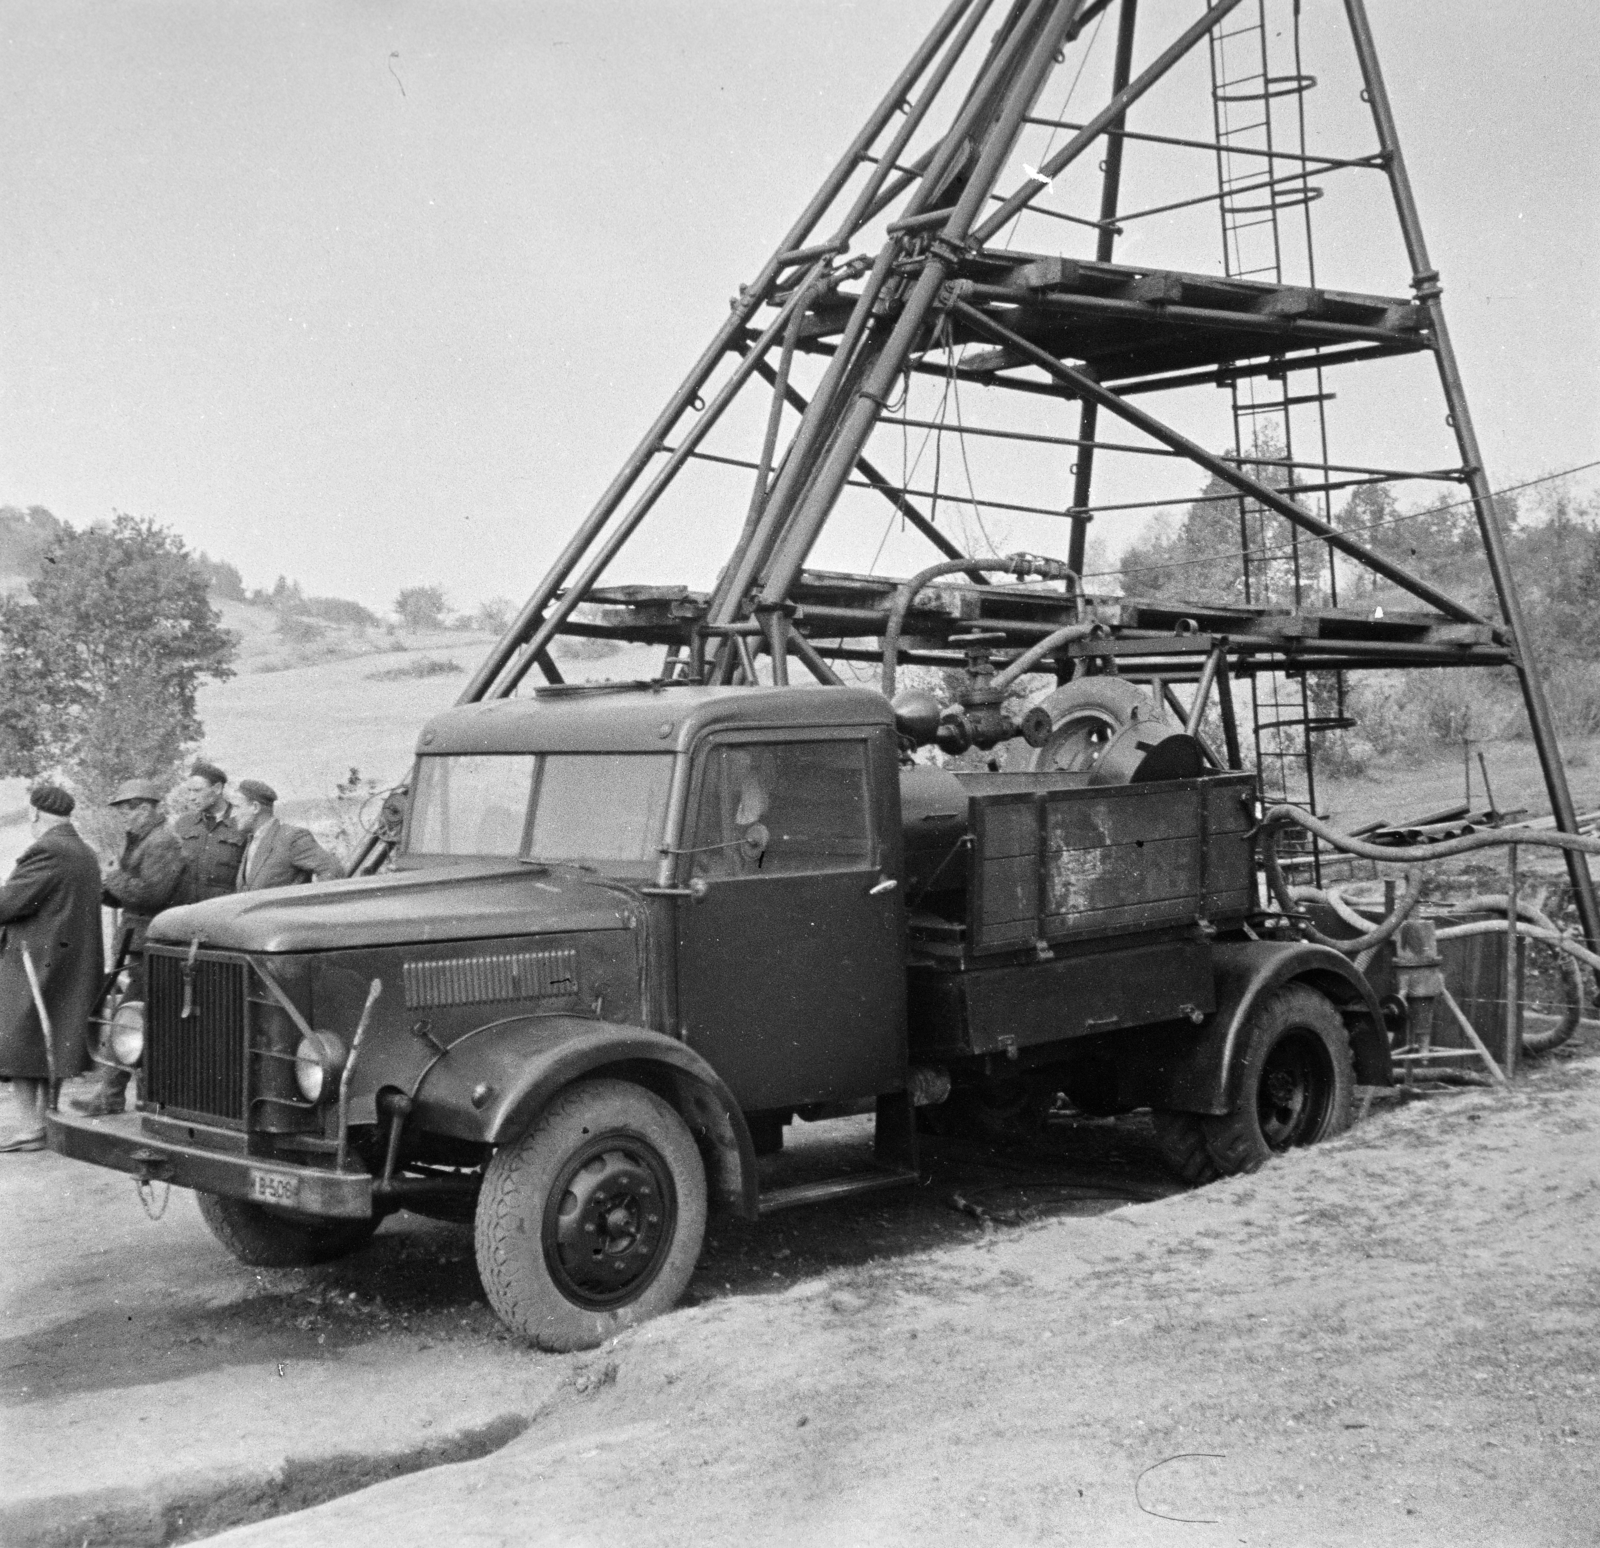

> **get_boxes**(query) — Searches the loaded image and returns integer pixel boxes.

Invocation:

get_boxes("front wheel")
[474,1079,707,1352]
[196,1193,378,1267]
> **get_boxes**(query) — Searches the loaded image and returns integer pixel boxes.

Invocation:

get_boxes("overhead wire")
[1081,458,1600,582]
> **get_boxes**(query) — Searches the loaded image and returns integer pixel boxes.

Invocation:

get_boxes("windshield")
[406,753,675,873]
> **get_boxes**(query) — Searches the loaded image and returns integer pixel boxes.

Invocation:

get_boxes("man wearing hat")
[0,785,102,1152]
[70,779,185,1117]
[172,760,248,903]
[236,780,342,890]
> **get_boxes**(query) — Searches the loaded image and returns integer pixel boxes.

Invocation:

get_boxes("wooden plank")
[1204,778,1255,834]
[976,854,1038,926]
[1040,895,1203,939]
[976,797,1039,859]
[1043,835,1200,918]
[1046,785,1200,850]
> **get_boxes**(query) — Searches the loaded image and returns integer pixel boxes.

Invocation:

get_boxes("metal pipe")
[1342,0,1600,958]
[1185,641,1225,735]
[1066,0,1138,576]
[750,358,990,583]
[948,299,1486,625]
[462,0,981,704]
[881,552,1070,697]
[833,0,998,241]
[760,0,1076,606]
[498,291,812,693]
[1161,681,1223,769]
[1214,648,1242,768]
[973,0,1246,242]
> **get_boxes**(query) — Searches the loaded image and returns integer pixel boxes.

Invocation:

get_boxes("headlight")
[109,1001,145,1067]
[294,1031,348,1104]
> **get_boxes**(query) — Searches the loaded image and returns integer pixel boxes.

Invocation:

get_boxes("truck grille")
[145,954,248,1121]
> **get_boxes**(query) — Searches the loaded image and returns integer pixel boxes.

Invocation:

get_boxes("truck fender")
[408,1013,759,1218]
[1125,940,1389,1117]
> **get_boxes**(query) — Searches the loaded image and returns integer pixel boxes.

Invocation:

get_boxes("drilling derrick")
[459,0,1599,949]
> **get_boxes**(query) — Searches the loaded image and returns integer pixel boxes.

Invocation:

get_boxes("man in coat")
[172,760,247,903]
[70,778,185,1117]
[0,785,103,1152]
[236,780,342,890]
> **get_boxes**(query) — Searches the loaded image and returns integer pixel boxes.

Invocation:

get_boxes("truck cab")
[50,680,1389,1350]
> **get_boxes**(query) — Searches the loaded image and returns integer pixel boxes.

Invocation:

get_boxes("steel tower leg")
[1343,0,1600,955]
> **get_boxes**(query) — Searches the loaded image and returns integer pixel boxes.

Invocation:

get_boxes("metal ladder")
[1207,0,1347,881]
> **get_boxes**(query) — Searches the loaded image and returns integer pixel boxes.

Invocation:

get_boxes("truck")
[49,679,1389,1351]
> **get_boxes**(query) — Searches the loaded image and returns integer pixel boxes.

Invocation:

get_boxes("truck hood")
[145,863,641,954]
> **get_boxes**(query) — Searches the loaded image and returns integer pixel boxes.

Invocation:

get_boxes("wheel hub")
[1257,1031,1328,1150]
[546,1141,674,1307]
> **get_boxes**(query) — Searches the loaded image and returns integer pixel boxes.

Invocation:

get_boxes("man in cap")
[172,760,248,903]
[236,780,342,890]
[0,785,102,1152]
[70,779,185,1117]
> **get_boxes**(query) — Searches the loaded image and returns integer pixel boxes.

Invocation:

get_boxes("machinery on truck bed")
[48,1,1594,1349]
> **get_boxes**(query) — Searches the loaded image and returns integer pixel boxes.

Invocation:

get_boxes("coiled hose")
[1264,805,1599,1055]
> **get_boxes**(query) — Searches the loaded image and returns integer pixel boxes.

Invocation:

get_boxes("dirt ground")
[5,1028,1598,1548]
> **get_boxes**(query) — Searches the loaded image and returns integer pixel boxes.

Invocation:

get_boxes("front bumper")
[46,1110,373,1219]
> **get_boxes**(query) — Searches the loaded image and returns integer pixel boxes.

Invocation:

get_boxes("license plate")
[249,1168,301,1205]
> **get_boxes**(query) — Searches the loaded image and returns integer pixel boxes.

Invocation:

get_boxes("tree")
[395,584,448,631]
[0,504,64,582]
[0,514,238,799]
[194,551,246,600]
[473,596,513,633]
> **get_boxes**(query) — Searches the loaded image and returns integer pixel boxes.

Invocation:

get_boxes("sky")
[3,1,1596,616]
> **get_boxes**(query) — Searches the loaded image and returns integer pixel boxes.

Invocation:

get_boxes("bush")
[395,585,448,632]
[276,614,327,644]
[303,595,379,630]
[551,635,623,662]
[364,655,463,681]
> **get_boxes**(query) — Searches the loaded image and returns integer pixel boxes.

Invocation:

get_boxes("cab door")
[671,727,905,1111]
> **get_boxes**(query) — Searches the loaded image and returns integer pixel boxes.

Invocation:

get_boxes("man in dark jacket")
[71,779,184,1117]
[236,780,342,889]
[0,785,103,1152]
[172,760,247,903]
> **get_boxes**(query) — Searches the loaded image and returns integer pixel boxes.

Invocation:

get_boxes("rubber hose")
[1262,804,1600,862]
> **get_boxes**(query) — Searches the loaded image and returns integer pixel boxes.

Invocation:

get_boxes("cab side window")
[690,740,872,878]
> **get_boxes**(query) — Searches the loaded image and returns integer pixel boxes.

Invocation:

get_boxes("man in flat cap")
[0,785,102,1152]
[236,780,342,890]
[172,760,248,903]
[71,779,185,1117]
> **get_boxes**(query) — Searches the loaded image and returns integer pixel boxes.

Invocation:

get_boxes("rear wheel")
[196,1193,378,1267]
[1202,985,1354,1176]
[474,1079,707,1352]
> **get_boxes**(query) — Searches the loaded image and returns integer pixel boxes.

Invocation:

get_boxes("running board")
[757,1168,920,1216]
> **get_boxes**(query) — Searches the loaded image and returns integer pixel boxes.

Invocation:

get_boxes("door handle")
[868,877,898,896]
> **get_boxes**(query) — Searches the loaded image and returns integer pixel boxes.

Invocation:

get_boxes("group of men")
[0,761,341,1151]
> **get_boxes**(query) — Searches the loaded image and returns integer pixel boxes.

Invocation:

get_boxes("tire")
[474,1078,707,1352]
[1027,678,1170,774]
[1150,1109,1219,1185]
[196,1192,379,1268]
[1201,984,1355,1176]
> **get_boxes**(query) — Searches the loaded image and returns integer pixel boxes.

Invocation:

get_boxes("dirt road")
[5,1045,1598,1547]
